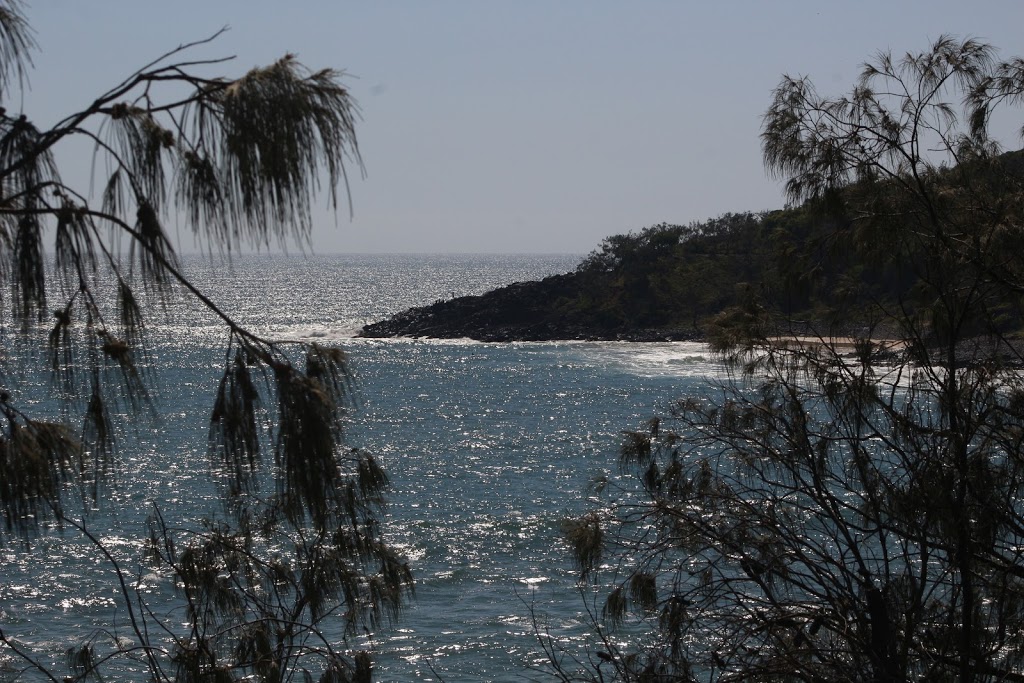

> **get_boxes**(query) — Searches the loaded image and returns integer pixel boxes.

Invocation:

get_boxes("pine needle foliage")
[556,38,1024,683]
[0,4,410,682]
[180,55,362,250]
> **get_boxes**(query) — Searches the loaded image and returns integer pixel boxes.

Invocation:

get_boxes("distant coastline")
[359,187,1024,348]
[356,212,823,343]
[358,271,702,343]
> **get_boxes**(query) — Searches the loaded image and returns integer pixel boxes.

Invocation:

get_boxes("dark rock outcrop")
[358,272,698,342]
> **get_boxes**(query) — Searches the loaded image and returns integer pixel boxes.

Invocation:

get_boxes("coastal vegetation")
[551,36,1024,682]
[361,149,1024,346]
[4,1,1024,680]
[0,4,410,682]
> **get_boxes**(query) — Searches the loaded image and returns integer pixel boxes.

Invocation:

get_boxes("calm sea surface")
[1,254,723,682]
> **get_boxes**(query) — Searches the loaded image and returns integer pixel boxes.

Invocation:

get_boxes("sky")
[20,1,1024,254]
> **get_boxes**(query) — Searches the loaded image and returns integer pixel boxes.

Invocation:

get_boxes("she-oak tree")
[0,4,411,683]
[556,37,1024,683]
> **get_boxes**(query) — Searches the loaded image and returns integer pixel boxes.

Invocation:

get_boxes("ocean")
[1,254,723,682]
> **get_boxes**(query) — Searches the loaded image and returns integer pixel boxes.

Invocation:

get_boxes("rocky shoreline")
[356,268,1024,369]
[357,273,700,343]
[357,288,1024,370]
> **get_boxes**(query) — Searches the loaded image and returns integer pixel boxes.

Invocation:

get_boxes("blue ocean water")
[1,254,723,682]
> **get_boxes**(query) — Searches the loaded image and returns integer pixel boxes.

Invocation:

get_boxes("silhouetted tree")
[557,37,1024,683]
[0,4,411,682]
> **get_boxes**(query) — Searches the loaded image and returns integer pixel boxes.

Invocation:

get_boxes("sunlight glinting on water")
[2,254,726,682]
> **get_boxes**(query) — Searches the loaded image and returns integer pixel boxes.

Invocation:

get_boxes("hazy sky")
[22,2,1024,254]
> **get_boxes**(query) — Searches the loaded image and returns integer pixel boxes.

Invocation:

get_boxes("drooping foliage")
[0,4,410,682]
[556,37,1024,683]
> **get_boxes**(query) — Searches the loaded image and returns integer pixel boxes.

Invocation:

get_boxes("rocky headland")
[358,190,1024,346]
[358,272,699,342]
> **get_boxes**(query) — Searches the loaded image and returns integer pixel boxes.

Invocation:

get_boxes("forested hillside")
[361,156,1024,343]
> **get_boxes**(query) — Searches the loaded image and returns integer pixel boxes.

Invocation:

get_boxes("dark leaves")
[13,214,45,323]
[183,56,363,250]
[106,106,169,209]
[0,411,81,538]
[273,360,343,527]
[562,512,603,579]
[209,347,263,498]
[0,1,34,97]
[0,15,410,682]
[130,201,178,291]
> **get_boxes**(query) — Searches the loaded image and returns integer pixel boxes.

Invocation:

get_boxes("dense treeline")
[361,211,797,340]
[363,161,1024,343]
[572,213,770,332]
[572,153,1024,341]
